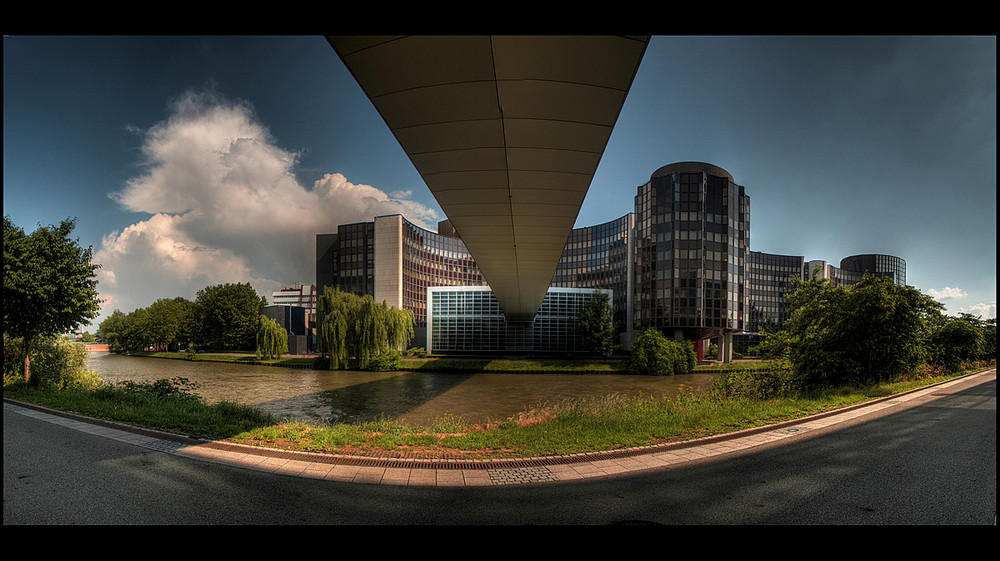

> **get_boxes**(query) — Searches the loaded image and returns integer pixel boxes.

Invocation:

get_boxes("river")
[86,353,721,427]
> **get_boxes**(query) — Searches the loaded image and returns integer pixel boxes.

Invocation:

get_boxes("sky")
[4,35,996,329]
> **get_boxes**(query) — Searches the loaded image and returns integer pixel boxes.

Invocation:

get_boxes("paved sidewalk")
[5,369,994,487]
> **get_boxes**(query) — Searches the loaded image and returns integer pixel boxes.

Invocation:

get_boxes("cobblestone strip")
[487,466,559,485]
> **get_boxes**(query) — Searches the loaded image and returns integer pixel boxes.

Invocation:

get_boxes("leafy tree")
[316,287,413,370]
[97,309,128,352]
[930,317,981,371]
[145,297,197,350]
[194,283,266,351]
[928,313,994,370]
[625,328,696,376]
[574,291,618,357]
[3,216,101,384]
[764,273,943,388]
[981,318,997,361]
[256,315,288,360]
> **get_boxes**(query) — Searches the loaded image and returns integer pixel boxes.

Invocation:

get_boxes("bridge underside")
[328,35,648,321]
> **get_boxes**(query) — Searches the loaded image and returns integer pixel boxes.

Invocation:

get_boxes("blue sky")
[4,35,996,327]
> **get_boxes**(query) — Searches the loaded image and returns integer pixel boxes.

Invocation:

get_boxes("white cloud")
[926,286,968,300]
[93,89,438,319]
[959,301,997,319]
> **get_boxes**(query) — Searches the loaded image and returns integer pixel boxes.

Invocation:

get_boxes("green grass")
[127,351,316,367]
[6,363,989,459]
[3,378,277,439]
[223,367,983,458]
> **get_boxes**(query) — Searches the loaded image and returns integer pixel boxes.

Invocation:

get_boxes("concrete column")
[722,332,733,363]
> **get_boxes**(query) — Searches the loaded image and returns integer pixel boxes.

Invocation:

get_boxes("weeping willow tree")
[317,287,414,370]
[256,315,288,361]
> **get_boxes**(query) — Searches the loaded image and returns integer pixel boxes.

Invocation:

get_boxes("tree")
[625,328,696,376]
[767,273,943,387]
[929,313,993,370]
[145,297,196,350]
[194,283,266,351]
[97,309,128,352]
[256,315,288,360]
[3,216,101,384]
[573,291,618,357]
[316,287,414,370]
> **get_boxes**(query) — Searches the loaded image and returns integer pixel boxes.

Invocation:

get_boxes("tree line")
[756,272,996,388]
[97,283,267,354]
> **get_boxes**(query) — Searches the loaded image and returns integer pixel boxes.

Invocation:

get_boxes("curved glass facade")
[747,251,804,333]
[839,254,906,286]
[633,162,750,341]
[551,213,633,338]
[400,217,486,328]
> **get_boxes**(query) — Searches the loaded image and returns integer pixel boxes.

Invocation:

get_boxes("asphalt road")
[4,372,995,525]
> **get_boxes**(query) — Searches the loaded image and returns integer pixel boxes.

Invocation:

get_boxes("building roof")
[327,35,648,321]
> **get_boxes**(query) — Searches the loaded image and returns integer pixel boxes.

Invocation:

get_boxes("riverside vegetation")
[4,333,993,459]
[4,217,996,459]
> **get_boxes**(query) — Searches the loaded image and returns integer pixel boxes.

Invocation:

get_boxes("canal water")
[86,353,721,427]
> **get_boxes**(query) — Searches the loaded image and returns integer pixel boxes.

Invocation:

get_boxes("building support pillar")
[716,332,733,364]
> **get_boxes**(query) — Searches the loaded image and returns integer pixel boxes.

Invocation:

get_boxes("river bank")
[116,350,767,375]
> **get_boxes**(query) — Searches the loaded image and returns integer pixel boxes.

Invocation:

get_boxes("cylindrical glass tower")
[633,162,750,347]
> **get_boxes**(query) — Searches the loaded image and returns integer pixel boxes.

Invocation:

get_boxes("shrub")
[3,334,103,390]
[625,329,696,376]
[365,350,402,372]
[114,377,204,403]
[707,360,798,400]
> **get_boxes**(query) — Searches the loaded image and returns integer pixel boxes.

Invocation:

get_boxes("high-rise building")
[632,162,750,361]
[315,162,906,360]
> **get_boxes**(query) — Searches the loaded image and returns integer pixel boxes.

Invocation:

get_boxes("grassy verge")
[3,377,277,440]
[7,364,988,459]
[224,369,979,458]
[125,351,316,368]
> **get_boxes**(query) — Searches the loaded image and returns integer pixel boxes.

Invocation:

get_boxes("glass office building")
[314,221,375,298]
[551,213,634,345]
[747,251,804,333]
[839,254,906,286]
[427,286,612,354]
[633,162,750,360]
[316,162,907,360]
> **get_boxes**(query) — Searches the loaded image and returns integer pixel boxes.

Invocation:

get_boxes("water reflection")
[87,353,720,426]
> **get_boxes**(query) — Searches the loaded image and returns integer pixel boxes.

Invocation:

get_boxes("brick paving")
[5,368,993,487]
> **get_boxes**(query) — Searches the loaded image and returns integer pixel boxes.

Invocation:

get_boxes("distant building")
[261,305,308,355]
[315,162,907,361]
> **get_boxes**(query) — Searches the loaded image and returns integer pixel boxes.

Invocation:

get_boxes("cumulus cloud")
[93,89,439,318]
[926,286,968,300]
[959,301,997,319]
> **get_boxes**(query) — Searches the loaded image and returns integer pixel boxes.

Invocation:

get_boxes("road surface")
[4,370,995,524]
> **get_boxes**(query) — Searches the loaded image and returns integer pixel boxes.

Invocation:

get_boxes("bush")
[3,334,103,390]
[625,329,696,376]
[707,360,798,400]
[406,347,428,358]
[365,350,402,372]
[114,377,203,403]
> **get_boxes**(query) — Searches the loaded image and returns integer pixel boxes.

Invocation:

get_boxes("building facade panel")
[632,162,750,345]
[427,286,611,354]
[551,213,634,346]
